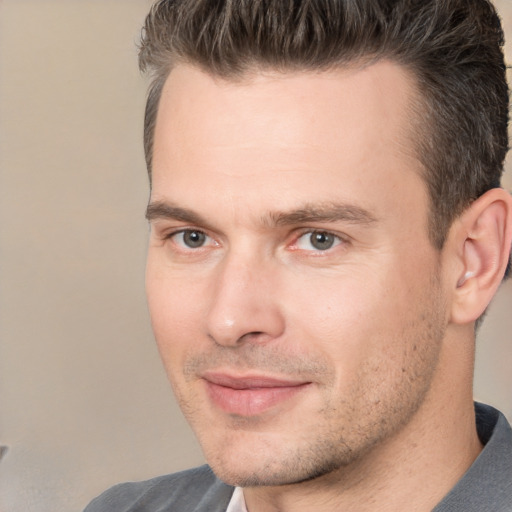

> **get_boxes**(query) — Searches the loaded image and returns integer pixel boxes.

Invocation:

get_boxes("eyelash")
[162,228,347,254]
[290,230,345,253]
[164,229,216,249]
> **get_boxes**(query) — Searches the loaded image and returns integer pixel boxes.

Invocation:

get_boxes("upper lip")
[202,372,310,389]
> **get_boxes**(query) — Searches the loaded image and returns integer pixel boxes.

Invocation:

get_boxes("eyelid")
[159,225,207,239]
[289,229,347,252]
[156,224,349,253]
[164,227,219,250]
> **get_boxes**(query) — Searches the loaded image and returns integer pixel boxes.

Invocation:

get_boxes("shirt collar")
[226,487,248,512]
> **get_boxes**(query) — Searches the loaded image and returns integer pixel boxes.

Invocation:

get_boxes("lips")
[202,372,311,416]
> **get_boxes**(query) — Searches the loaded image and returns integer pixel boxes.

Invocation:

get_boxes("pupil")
[311,232,334,250]
[184,230,205,248]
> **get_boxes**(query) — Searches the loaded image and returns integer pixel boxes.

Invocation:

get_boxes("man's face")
[146,62,449,486]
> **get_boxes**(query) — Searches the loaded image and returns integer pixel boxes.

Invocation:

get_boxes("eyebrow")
[266,203,377,227]
[146,200,377,228]
[146,202,211,226]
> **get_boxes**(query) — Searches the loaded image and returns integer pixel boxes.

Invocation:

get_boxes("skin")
[146,62,487,511]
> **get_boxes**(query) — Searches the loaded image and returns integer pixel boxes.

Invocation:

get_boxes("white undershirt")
[226,487,248,512]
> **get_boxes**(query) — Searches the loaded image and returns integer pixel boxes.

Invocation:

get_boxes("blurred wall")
[0,1,511,511]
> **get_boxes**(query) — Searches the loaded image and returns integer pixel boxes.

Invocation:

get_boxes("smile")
[202,373,311,416]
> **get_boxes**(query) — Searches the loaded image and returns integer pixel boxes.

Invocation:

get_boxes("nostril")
[236,331,273,345]
[208,330,269,347]
[241,331,265,340]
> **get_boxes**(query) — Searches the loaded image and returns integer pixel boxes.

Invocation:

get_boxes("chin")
[208,452,351,488]
[198,429,354,488]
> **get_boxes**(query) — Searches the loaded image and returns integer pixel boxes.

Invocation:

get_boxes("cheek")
[282,265,425,383]
[284,269,388,345]
[146,260,207,368]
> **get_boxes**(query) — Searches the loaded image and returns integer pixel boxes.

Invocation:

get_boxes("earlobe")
[450,188,512,325]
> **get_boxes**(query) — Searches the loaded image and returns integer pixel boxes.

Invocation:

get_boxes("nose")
[205,253,285,347]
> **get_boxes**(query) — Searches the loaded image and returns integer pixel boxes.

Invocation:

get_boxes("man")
[85,0,512,510]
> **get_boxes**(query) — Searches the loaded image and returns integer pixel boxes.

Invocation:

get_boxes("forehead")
[156,61,418,145]
[151,61,426,223]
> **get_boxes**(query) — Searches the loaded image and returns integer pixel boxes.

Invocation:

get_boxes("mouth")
[202,372,311,416]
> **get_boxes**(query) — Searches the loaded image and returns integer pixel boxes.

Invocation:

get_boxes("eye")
[171,229,211,249]
[294,231,342,251]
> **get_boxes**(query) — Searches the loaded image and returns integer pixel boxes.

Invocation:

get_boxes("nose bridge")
[206,247,284,347]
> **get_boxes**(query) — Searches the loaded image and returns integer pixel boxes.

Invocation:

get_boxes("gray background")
[0,1,511,511]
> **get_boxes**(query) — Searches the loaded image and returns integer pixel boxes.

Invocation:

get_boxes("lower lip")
[205,381,310,416]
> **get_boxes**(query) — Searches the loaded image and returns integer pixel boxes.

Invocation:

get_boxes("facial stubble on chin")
[170,281,446,488]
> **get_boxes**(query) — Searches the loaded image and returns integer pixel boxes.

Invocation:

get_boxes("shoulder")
[433,403,512,511]
[84,465,234,512]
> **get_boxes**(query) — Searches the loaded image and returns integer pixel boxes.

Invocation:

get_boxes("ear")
[449,188,512,325]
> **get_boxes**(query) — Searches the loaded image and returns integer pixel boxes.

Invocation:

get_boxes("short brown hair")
[139,0,509,259]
